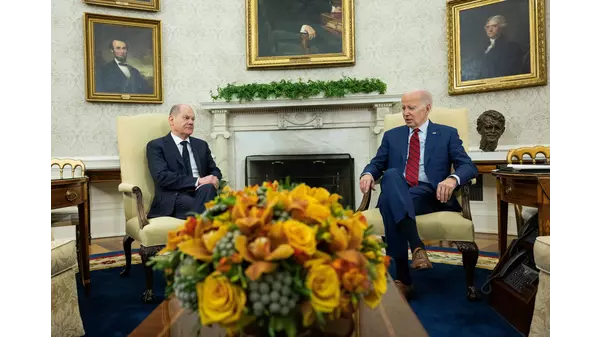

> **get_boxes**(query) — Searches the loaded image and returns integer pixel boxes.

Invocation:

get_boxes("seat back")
[506,146,550,164]
[384,106,470,151]
[116,114,171,222]
[51,158,86,179]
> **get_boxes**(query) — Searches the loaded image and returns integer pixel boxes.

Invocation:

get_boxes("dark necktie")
[118,62,128,66]
[406,128,420,187]
[180,141,193,176]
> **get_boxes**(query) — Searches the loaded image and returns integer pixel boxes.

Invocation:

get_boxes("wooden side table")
[492,170,550,256]
[51,177,91,295]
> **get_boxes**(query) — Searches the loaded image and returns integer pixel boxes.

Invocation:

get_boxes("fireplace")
[245,154,355,209]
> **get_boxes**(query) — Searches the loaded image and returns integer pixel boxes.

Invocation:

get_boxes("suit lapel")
[424,121,439,166]
[164,133,184,168]
[399,126,409,165]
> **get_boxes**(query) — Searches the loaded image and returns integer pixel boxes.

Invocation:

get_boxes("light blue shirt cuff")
[450,174,461,186]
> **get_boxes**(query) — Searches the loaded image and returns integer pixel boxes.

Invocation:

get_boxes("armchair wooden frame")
[357,181,480,300]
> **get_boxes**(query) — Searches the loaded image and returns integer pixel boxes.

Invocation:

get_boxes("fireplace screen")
[245,154,355,210]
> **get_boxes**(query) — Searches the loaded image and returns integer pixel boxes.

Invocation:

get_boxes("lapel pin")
[432,131,437,135]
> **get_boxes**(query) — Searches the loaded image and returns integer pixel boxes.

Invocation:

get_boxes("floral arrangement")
[150,180,390,337]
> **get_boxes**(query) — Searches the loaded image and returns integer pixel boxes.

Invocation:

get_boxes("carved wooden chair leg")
[120,235,135,277]
[455,241,480,301]
[140,245,163,303]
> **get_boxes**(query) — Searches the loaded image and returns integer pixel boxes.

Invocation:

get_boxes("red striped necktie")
[406,128,420,187]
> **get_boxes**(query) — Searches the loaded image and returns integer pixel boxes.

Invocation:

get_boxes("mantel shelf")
[199,94,403,113]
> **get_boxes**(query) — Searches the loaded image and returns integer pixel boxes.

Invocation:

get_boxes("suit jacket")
[146,134,222,218]
[362,121,478,190]
[96,61,151,94]
[479,36,528,79]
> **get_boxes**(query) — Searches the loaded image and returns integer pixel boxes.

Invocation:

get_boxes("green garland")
[210,77,387,102]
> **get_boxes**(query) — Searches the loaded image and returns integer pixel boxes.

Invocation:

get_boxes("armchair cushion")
[51,239,78,277]
[361,208,475,242]
[533,236,550,274]
[126,216,185,247]
[51,238,84,337]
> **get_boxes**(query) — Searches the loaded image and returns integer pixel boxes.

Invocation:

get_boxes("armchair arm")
[357,189,372,212]
[357,178,475,218]
[460,181,473,221]
[118,183,150,229]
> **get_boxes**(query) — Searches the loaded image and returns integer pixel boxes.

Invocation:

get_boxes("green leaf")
[314,310,326,326]
[268,318,276,337]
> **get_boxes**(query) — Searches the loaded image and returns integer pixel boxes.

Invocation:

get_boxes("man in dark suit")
[146,104,222,220]
[96,39,151,94]
[477,15,529,79]
[260,0,342,55]
[360,90,478,298]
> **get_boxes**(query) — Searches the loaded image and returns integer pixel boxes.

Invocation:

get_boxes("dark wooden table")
[129,275,428,337]
[51,177,91,295]
[492,170,550,256]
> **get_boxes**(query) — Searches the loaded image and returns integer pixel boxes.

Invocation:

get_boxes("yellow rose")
[282,220,317,255]
[197,272,247,326]
[306,264,340,313]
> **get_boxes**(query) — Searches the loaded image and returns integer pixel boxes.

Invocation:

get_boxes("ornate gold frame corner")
[447,0,547,95]
[246,0,355,70]
[83,0,160,12]
[84,13,163,104]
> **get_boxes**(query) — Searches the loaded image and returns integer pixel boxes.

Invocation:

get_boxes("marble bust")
[476,110,506,152]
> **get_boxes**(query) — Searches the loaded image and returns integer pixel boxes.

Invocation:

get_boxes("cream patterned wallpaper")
[51,0,549,157]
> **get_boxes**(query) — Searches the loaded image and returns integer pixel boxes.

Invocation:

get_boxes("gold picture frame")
[246,0,355,69]
[84,13,163,104]
[447,0,547,95]
[83,0,160,12]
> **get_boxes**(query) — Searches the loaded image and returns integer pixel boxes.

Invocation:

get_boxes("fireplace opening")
[245,154,355,210]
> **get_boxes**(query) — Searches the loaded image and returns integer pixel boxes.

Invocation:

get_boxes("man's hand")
[198,175,219,190]
[359,174,375,194]
[304,25,317,39]
[436,177,458,203]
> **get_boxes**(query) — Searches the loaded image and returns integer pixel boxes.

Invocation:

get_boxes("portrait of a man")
[258,0,343,57]
[85,13,162,103]
[95,39,152,94]
[247,0,355,69]
[447,0,546,95]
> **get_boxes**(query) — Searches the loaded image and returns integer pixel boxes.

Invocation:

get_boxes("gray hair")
[169,104,192,116]
[486,15,507,28]
[402,89,433,107]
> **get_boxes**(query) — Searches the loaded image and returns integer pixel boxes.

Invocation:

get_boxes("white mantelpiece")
[200,94,402,207]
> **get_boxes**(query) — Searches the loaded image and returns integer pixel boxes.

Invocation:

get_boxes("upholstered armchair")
[357,107,480,300]
[116,114,185,303]
[51,233,85,337]
[529,236,550,336]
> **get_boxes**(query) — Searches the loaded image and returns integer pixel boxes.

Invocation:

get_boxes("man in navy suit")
[146,104,222,219]
[360,90,478,298]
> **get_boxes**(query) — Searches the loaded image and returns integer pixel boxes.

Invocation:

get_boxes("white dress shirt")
[170,132,199,178]
[115,58,131,78]
[405,120,461,185]
[485,38,496,54]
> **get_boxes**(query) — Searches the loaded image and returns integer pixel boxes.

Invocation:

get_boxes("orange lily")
[234,235,294,281]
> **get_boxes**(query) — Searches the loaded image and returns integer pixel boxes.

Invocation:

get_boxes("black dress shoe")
[394,280,413,300]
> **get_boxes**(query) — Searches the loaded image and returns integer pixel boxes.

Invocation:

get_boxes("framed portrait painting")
[84,13,163,103]
[447,0,547,95]
[246,0,355,69]
[83,0,160,12]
